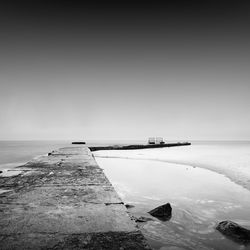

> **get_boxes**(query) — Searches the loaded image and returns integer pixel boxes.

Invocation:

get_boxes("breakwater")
[89,142,191,151]
[0,147,151,249]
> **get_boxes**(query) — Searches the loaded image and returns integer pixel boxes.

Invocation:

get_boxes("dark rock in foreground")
[216,221,250,244]
[148,203,172,221]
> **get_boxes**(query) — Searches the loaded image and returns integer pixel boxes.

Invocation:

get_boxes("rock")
[216,221,250,244]
[0,170,2,174]
[125,204,135,209]
[48,150,54,156]
[148,203,172,221]
[130,215,153,223]
[136,216,153,223]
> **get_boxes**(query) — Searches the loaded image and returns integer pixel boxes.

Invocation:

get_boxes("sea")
[0,140,137,171]
[1,140,250,250]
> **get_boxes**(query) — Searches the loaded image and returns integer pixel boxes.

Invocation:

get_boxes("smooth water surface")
[94,141,250,191]
[96,157,250,250]
[0,140,143,170]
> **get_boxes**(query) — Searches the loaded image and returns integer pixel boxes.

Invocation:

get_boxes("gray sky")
[0,1,250,140]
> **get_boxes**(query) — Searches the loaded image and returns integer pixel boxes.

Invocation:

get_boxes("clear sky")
[0,1,250,141]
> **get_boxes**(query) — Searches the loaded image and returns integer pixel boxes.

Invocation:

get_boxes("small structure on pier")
[148,137,155,144]
[148,137,165,145]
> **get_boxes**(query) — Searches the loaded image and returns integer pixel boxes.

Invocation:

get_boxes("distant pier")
[89,142,191,151]
[0,147,151,249]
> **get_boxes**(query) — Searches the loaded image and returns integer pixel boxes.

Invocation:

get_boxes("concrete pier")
[0,147,151,249]
[89,142,191,151]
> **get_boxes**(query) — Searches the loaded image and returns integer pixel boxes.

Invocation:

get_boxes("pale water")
[0,141,72,170]
[94,141,250,191]
[94,142,250,250]
[0,140,135,171]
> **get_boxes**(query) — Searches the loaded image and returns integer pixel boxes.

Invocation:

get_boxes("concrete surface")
[0,147,151,249]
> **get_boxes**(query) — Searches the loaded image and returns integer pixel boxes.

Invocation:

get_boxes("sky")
[0,1,250,141]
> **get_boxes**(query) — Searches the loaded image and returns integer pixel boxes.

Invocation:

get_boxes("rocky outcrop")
[216,221,250,244]
[148,203,172,221]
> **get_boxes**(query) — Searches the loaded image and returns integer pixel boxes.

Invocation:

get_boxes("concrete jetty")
[0,147,151,249]
[89,142,191,151]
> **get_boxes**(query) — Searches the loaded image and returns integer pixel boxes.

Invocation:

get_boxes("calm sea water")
[0,140,71,170]
[94,141,250,191]
[93,141,250,250]
[0,140,143,170]
[1,140,249,169]
[96,157,250,250]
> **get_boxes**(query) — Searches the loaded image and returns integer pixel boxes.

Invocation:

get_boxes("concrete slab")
[0,146,151,249]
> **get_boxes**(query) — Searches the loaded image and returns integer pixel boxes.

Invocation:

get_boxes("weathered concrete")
[0,147,151,249]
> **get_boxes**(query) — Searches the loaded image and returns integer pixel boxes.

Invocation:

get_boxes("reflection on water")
[95,157,250,250]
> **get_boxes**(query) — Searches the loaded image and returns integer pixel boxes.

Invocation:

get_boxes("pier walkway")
[0,147,151,249]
